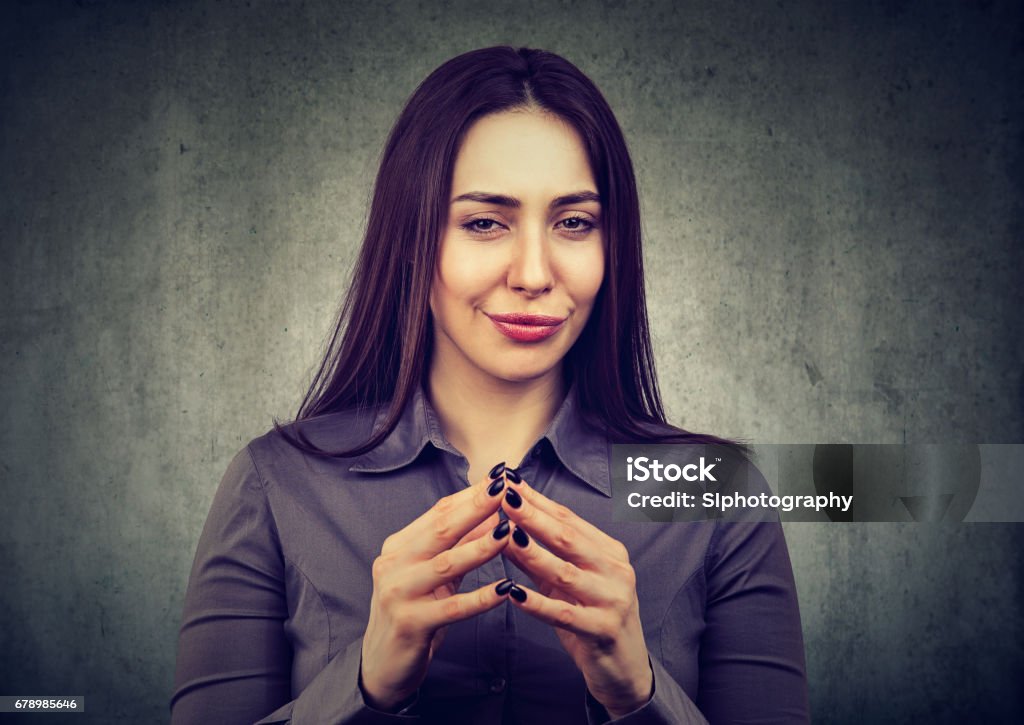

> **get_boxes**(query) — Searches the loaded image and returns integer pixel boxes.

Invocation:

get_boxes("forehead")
[451,110,596,195]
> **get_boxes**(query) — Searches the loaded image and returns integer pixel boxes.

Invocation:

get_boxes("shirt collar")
[347,380,612,497]
[542,381,612,497]
[346,383,450,474]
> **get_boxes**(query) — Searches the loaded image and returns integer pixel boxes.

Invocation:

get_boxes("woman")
[171,46,809,724]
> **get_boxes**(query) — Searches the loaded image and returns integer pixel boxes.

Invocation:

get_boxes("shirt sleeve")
[696,520,810,723]
[583,518,809,724]
[583,655,709,724]
[170,445,421,724]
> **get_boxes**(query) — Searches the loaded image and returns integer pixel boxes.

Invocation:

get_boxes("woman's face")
[429,108,605,387]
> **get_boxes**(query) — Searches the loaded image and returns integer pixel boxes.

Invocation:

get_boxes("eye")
[460,218,505,236]
[557,215,596,236]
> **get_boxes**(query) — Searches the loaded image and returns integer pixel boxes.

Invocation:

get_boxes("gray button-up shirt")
[171,382,809,723]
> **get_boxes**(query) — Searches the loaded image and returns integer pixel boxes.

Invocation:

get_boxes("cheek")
[436,243,501,305]
[432,242,462,308]
[564,246,605,305]
[442,260,477,299]
[433,272,470,312]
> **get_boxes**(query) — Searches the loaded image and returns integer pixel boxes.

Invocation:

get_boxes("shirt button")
[489,677,506,694]
[533,444,543,456]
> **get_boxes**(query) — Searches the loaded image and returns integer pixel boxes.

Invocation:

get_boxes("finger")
[401,518,513,596]
[511,478,628,561]
[456,510,502,547]
[501,581,614,642]
[435,512,497,596]
[419,578,514,630]
[502,525,615,607]
[501,489,626,574]
[383,471,508,557]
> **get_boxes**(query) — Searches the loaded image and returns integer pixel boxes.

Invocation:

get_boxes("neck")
[426,358,566,485]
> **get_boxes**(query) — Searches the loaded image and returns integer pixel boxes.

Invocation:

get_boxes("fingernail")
[489,461,506,479]
[495,579,515,596]
[487,478,505,497]
[505,467,522,484]
[504,488,522,509]
[512,527,529,547]
[509,585,527,603]
[492,520,511,539]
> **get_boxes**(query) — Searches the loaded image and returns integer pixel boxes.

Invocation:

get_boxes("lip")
[485,312,567,343]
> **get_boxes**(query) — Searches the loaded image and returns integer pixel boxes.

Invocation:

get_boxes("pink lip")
[486,312,567,343]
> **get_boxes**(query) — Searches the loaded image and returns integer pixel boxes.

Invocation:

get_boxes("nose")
[507,223,554,297]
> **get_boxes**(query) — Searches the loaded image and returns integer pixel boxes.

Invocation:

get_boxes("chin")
[488,362,558,384]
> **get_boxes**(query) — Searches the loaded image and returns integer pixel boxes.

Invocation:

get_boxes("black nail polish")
[487,478,505,497]
[512,527,529,547]
[489,461,506,479]
[495,579,515,596]
[509,585,527,603]
[492,520,510,539]
[505,467,522,484]
[504,488,522,509]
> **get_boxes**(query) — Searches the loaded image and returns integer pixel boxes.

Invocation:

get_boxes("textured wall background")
[2,0,1021,722]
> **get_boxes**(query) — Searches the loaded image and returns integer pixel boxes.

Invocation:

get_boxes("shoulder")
[239,405,386,485]
[612,414,746,452]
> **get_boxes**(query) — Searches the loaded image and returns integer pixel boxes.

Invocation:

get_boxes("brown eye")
[558,216,595,235]
[461,218,503,235]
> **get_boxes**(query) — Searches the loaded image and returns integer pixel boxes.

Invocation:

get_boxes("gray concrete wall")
[1,1,1021,722]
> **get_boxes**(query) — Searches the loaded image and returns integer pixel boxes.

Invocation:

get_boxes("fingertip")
[486,477,506,497]
[508,584,528,603]
[499,500,525,525]
[504,487,523,509]
[512,526,530,548]
[491,519,511,541]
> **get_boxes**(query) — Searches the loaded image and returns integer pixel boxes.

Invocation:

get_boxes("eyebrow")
[450,190,602,209]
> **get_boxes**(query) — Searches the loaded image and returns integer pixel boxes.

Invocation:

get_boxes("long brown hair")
[276,46,741,457]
